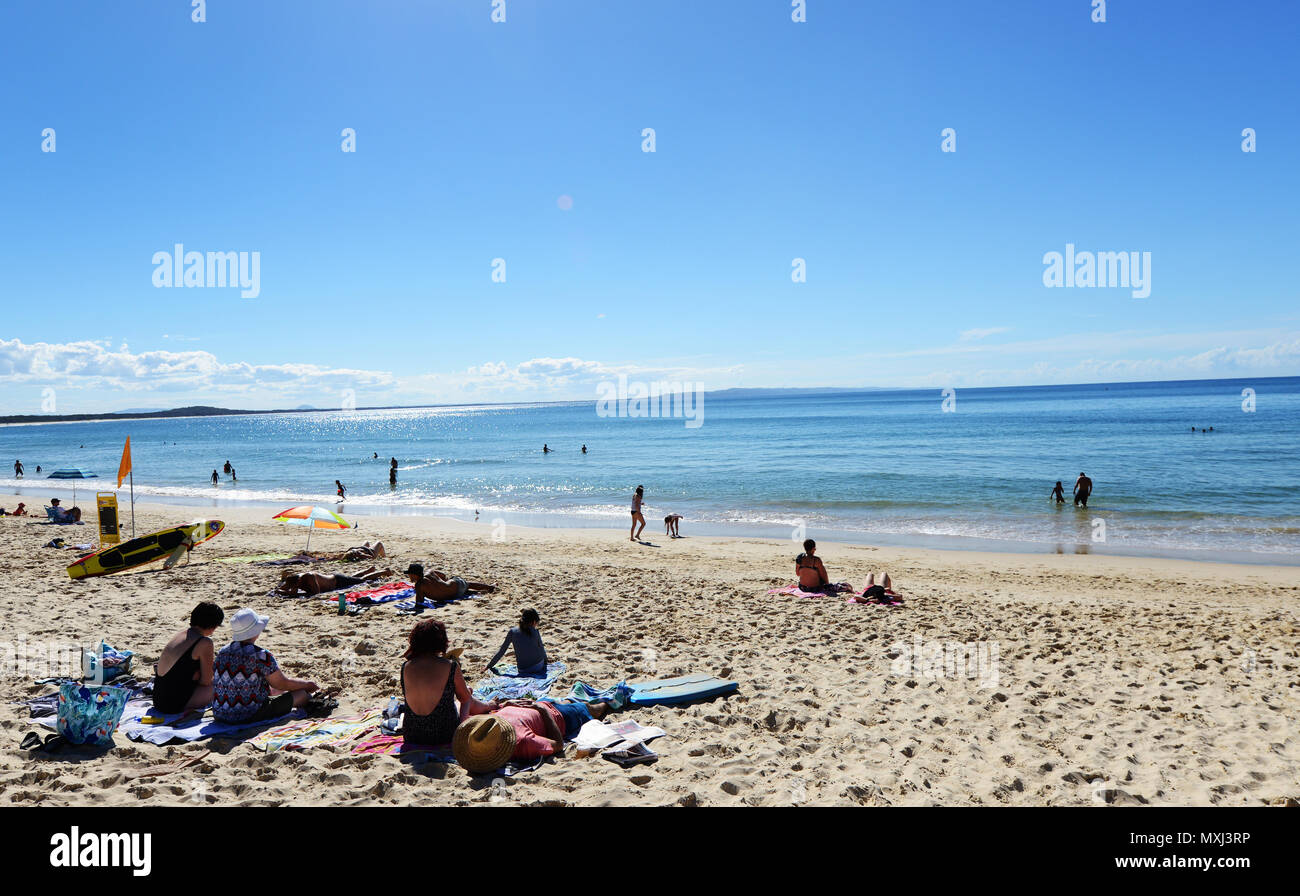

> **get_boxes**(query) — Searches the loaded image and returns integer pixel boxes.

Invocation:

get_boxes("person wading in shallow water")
[1073,472,1093,507]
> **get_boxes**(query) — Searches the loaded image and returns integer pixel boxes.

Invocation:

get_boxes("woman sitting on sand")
[795,538,833,593]
[153,602,225,713]
[487,608,548,676]
[400,619,497,746]
[275,566,393,597]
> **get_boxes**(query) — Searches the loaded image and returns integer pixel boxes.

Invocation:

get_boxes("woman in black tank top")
[153,603,225,714]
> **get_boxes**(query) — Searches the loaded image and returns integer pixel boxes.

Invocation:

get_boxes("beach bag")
[82,641,134,684]
[56,682,130,746]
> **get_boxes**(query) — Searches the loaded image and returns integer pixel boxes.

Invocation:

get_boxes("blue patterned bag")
[56,682,130,746]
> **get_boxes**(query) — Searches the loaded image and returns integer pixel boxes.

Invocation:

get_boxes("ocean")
[3,377,1298,564]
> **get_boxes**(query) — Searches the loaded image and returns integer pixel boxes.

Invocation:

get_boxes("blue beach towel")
[41,697,302,745]
[472,662,567,702]
[569,680,634,711]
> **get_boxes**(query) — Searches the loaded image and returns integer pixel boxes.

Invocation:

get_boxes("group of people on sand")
[271,550,496,612]
[794,538,902,604]
[156,596,604,770]
[1049,472,1093,507]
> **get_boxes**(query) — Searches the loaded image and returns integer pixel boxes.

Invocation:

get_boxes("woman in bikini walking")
[630,485,647,542]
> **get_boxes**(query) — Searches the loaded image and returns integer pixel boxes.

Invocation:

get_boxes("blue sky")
[1,0,1297,414]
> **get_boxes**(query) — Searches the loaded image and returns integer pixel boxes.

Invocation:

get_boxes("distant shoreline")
[0,375,1291,426]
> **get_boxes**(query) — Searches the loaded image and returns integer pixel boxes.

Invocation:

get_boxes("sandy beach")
[0,498,1295,807]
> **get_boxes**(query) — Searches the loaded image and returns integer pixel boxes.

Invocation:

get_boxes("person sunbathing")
[342,540,385,561]
[275,566,393,596]
[153,602,224,713]
[795,538,833,592]
[848,572,903,604]
[399,619,497,746]
[495,697,611,759]
[405,563,496,610]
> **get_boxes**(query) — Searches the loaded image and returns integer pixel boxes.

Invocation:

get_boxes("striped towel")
[352,733,454,760]
[247,708,383,752]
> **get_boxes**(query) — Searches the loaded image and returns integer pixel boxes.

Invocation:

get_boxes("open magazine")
[574,718,666,766]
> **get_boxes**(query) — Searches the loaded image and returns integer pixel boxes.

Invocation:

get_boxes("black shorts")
[334,574,364,589]
[246,693,295,723]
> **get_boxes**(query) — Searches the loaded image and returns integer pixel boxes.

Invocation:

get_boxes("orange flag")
[117,436,132,488]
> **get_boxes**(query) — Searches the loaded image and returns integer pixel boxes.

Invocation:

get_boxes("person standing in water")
[211,470,219,487]
[543,444,551,454]
[581,445,587,455]
[14,460,23,479]
[1073,472,1093,507]
[1050,481,1065,504]
[630,485,647,541]
[336,480,347,502]
[389,457,398,487]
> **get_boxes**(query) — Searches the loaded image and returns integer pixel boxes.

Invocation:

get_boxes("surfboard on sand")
[627,673,738,707]
[67,520,225,580]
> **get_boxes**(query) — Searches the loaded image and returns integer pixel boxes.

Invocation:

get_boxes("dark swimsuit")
[796,554,826,588]
[153,635,204,713]
[401,659,460,745]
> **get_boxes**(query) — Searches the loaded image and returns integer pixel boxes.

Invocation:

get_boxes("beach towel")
[472,662,567,702]
[247,708,382,752]
[37,697,303,745]
[18,677,152,718]
[569,680,633,711]
[768,582,854,598]
[336,581,413,605]
[215,553,294,564]
[351,734,456,760]
[350,734,544,776]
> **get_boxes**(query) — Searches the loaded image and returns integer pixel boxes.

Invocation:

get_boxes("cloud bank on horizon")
[1,333,1297,415]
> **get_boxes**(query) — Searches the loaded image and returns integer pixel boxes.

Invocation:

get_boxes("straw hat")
[453,714,516,774]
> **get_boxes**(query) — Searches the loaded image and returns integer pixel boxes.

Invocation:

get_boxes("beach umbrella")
[47,468,99,506]
[271,505,353,551]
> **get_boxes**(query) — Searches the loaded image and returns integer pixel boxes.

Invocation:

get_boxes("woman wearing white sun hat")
[212,608,319,724]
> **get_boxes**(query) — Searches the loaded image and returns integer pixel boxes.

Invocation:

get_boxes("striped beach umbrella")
[271,505,353,551]
[47,468,99,505]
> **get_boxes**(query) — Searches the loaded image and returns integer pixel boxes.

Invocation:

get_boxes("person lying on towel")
[405,563,496,610]
[495,697,613,760]
[847,572,904,604]
[274,566,392,596]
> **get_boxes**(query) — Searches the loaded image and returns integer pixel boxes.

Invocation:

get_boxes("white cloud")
[959,327,1010,341]
[0,338,396,397]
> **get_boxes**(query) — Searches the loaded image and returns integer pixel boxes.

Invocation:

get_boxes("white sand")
[1,499,1297,806]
